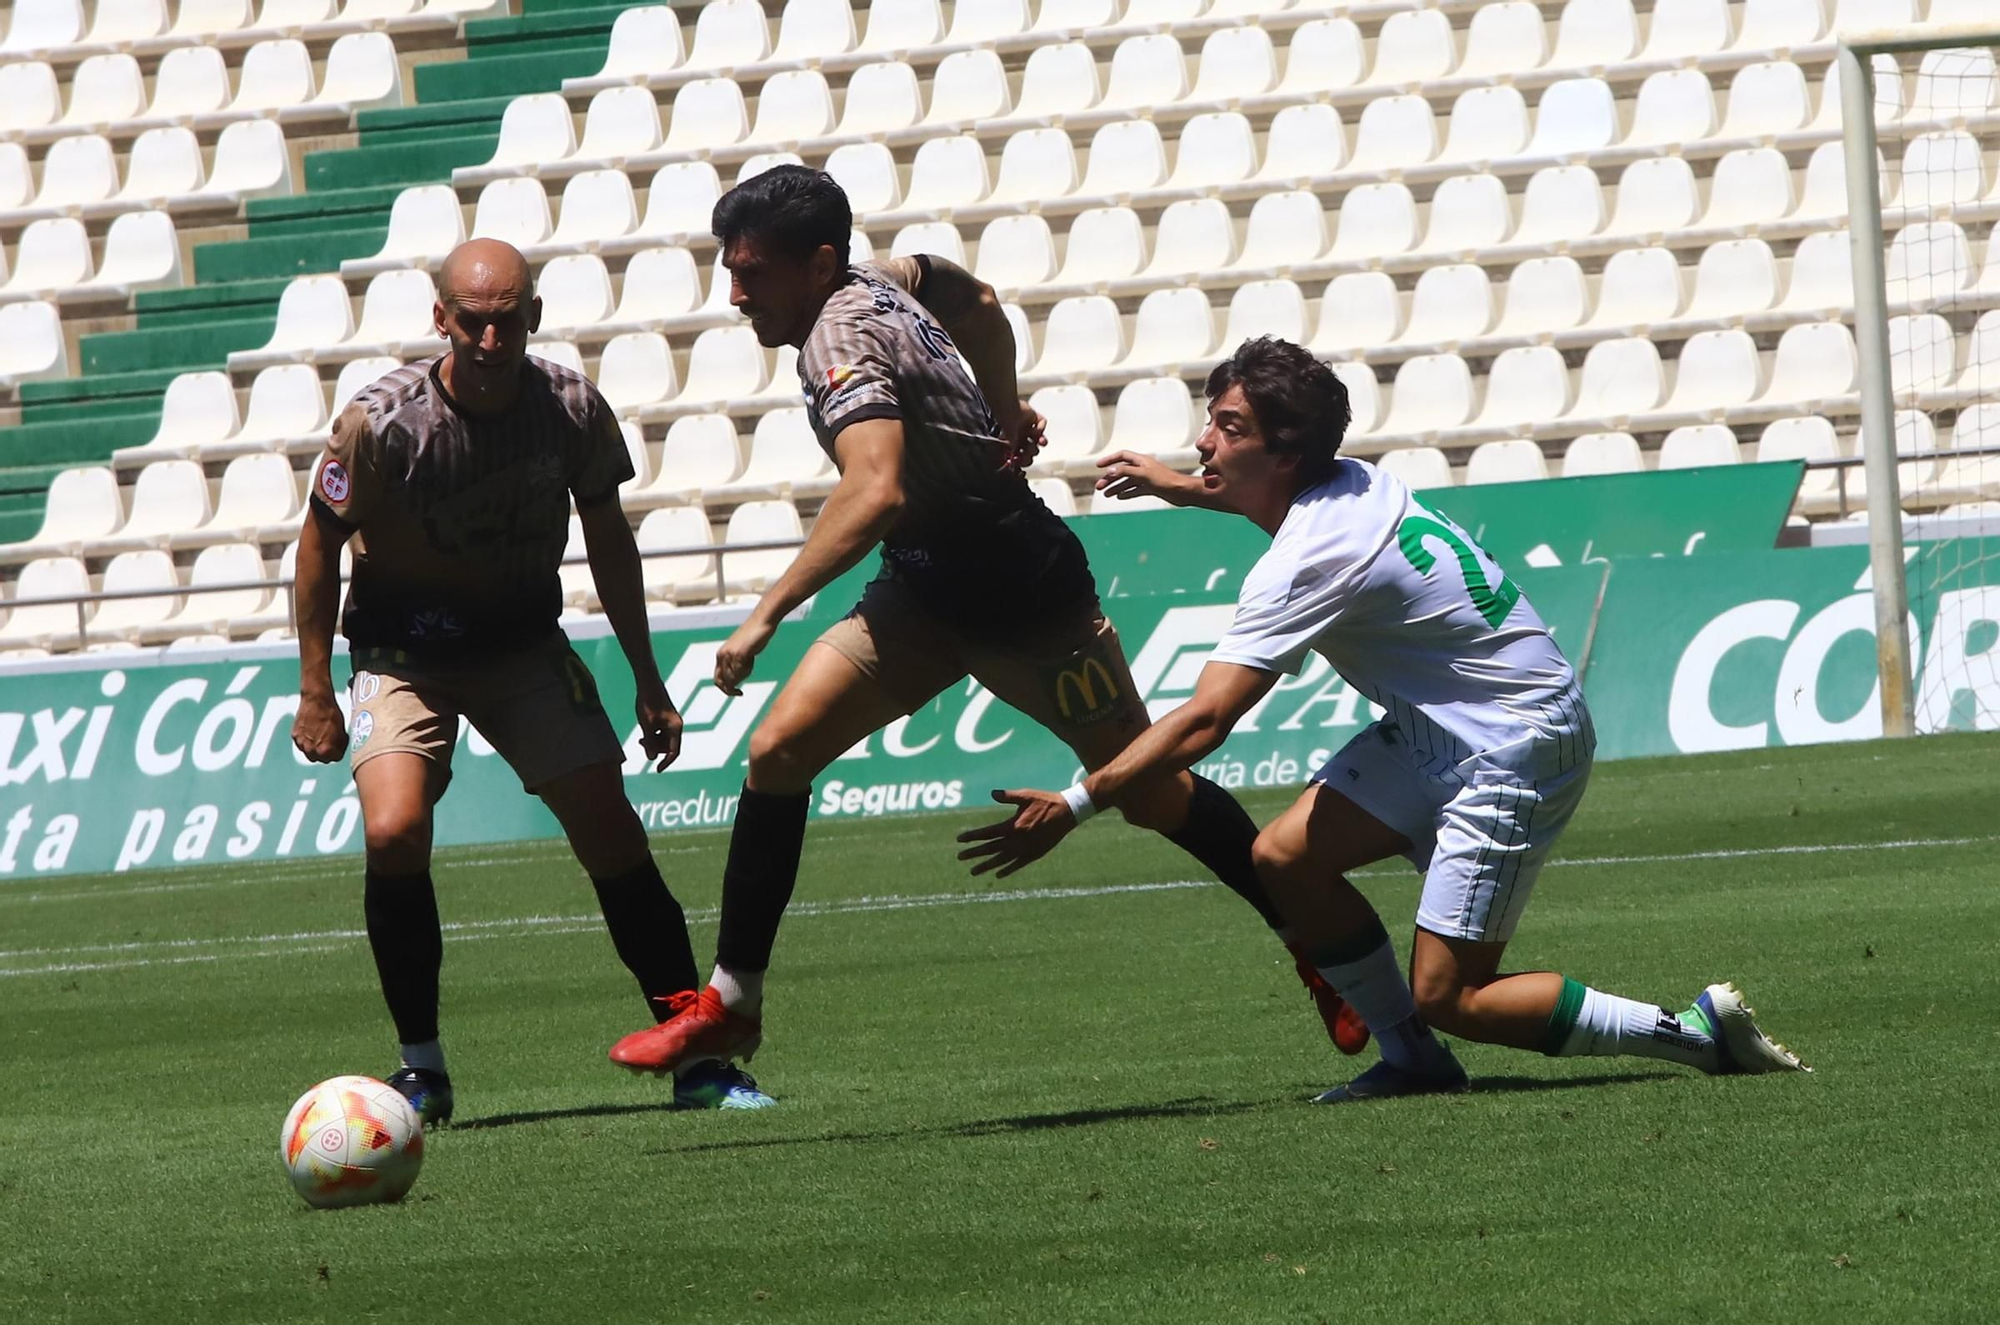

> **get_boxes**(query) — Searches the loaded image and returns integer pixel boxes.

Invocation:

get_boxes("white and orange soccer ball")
[279,1075,425,1209]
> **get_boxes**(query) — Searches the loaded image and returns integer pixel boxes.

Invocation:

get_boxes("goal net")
[1846,22,2000,735]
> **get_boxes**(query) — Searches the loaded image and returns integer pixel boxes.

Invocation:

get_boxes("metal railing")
[0,536,808,653]
[1802,439,2000,520]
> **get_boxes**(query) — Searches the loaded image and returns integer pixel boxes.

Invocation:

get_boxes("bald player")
[291,239,771,1120]
[608,166,1367,1083]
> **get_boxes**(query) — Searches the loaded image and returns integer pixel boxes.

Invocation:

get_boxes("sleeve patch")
[318,460,351,503]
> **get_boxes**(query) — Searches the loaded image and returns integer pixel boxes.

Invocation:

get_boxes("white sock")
[709,964,763,1015]
[1315,939,1456,1076]
[399,1039,446,1075]
[1553,984,1717,1071]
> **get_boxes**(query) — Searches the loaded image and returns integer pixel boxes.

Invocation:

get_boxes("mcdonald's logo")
[1052,657,1122,725]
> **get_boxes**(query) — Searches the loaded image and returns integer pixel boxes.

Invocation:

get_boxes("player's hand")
[999,400,1047,472]
[1094,450,1205,507]
[714,616,776,697]
[291,691,349,764]
[954,788,1077,879]
[634,676,683,772]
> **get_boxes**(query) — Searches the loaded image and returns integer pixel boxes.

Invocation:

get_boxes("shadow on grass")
[453,1101,684,1130]
[1465,1070,1683,1093]
[640,1097,1266,1156]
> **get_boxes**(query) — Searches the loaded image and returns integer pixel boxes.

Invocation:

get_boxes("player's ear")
[813,243,840,288]
[525,295,542,335]
[431,299,448,341]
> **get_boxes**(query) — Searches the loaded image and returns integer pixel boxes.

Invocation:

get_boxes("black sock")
[589,855,701,1022]
[1164,776,1287,930]
[363,869,442,1046]
[713,784,810,974]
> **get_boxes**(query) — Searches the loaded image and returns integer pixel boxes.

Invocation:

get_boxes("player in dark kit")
[291,238,771,1121]
[608,167,1366,1080]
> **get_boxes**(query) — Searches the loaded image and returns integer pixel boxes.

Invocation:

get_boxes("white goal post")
[1842,21,2000,740]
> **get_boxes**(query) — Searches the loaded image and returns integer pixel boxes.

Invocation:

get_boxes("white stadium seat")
[1010,42,1100,122]
[773,0,855,61]
[1439,87,1530,166]
[1256,103,1347,182]
[117,128,206,203]
[0,301,67,384]
[1492,258,1588,339]
[5,467,122,559]
[1562,433,1643,477]
[1760,322,1857,406]
[1528,79,1620,158]
[548,169,639,249]
[349,268,442,357]
[1107,377,1198,459]
[1465,439,1550,485]
[89,550,183,640]
[664,78,749,152]
[127,372,239,460]
[1191,27,1279,104]
[721,500,804,595]
[1349,95,1437,174]
[0,557,91,648]
[1603,158,1702,238]
[198,453,300,544]
[84,210,181,296]
[634,162,722,242]
[1052,207,1144,287]
[536,255,615,335]
[2,220,94,297]
[1377,447,1453,490]
[0,62,59,133]
[172,543,272,634]
[1078,120,1168,198]
[368,186,467,268]
[1471,348,1570,431]
[611,246,704,325]
[837,62,920,137]
[147,46,230,120]
[590,6,685,82]
[989,129,1079,205]
[1570,339,1667,422]
[1370,9,1458,85]
[105,461,211,551]
[1124,287,1216,372]
[485,94,576,173]
[718,408,834,500]
[471,176,554,248]
[1663,330,1762,415]
[636,506,718,603]
[231,364,328,449]
[1099,34,1188,113]
[974,215,1057,292]
[1312,272,1402,355]
[746,70,834,148]
[1231,191,1326,271]
[1626,70,1718,149]
[1035,297,1126,377]
[643,414,741,501]
[200,119,292,202]
[34,135,117,209]
[901,135,990,214]
[1222,280,1309,349]
[60,55,145,127]
[578,85,662,161]
[685,0,769,71]
[1553,0,1640,67]
[1681,240,1781,324]
[1658,424,1743,468]
[925,49,1010,124]
[1401,265,1494,347]
[678,326,768,405]
[1169,112,1257,191]
[597,332,678,412]
[1719,61,1812,139]
[1646,0,1734,61]
[858,0,942,53]
[1324,184,1417,262]
[1512,167,1606,248]
[1459,2,1549,79]
[1381,355,1476,435]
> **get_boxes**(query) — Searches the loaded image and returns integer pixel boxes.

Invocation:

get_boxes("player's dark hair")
[711,164,852,268]
[1204,337,1350,482]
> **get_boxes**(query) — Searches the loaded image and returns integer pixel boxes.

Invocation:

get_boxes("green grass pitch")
[4,734,1997,1323]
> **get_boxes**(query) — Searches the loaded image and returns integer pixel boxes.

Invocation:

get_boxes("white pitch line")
[0,828,1987,980]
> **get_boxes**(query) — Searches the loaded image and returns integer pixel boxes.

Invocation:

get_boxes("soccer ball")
[280,1075,425,1209]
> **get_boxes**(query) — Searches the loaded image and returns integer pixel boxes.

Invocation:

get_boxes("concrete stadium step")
[357,97,520,148]
[245,186,412,240]
[81,316,279,377]
[192,228,392,285]
[305,134,503,193]
[17,369,185,424]
[415,1,638,103]
[135,281,291,330]
[0,414,161,471]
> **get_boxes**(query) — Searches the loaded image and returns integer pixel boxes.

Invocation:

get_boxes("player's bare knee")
[566,801,649,877]
[1249,825,1302,884]
[363,811,431,873]
[1115,775,1186,835]
[745,724,817,794]
[1412,973,1475,1033]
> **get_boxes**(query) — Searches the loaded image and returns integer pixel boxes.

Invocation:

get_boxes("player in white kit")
[959,337,1809,1100]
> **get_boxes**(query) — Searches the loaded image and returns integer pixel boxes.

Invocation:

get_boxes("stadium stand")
[1,0,1996,654]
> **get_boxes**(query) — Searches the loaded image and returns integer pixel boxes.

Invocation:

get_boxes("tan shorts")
[815,577,1152,762]
[347,633,625,792]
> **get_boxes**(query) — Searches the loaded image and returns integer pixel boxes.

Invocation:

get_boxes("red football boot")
[1292,952,1371,1056]
[610,986,762,1076]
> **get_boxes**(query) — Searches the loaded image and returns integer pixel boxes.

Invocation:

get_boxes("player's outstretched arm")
[901,256,1039,461]
[579,494,681,770]
[291,503,351,764]
[1094,450,1216,509]
[956,662,1278,878]
[713,419,906,695]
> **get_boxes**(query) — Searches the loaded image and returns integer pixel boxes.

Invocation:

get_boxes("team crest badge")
[351,710,375,749]
[319,460,350,503]
[826,365,858,388]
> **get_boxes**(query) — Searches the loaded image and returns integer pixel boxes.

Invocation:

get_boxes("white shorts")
[1311,720,1592,945]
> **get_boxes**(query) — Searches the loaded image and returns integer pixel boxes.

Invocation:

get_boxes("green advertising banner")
[1079,463,1803,601]
[1,502,1990,882]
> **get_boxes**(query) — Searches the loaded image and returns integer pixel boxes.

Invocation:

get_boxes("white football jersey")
[1207,459,1593,776]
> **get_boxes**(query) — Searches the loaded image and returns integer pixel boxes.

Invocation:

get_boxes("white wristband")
[1060,783,1098,824]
